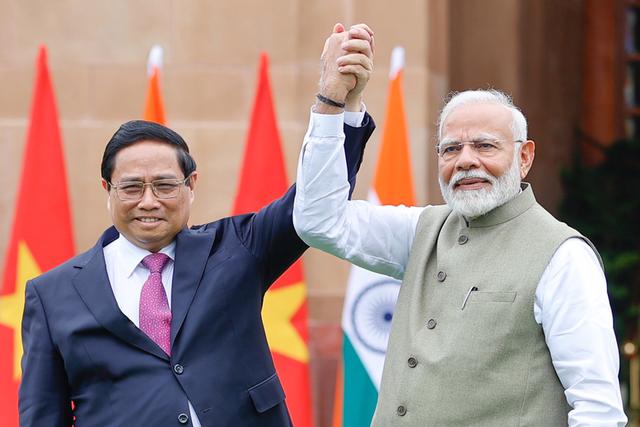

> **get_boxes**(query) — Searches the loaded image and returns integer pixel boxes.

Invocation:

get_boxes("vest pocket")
[248,372,286,413]
[468,291,517,303]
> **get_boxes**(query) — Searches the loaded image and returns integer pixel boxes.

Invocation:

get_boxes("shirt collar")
[112,234,176,278]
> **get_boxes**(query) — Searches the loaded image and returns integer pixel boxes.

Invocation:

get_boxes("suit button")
[426,318,437,329]
[436,271,446,282]
[173,364,184,375]
[458,235,469,245]
[407,357,418,368]
[397,405,407,416]
[177,413,189,424]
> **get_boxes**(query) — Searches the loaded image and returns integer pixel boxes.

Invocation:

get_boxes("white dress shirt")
[293,111,628,426]
[103,235,202,427]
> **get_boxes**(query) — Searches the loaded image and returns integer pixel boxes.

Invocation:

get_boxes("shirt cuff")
[344,103,366,127]
[307,102,367,137]
[308,109,345,137]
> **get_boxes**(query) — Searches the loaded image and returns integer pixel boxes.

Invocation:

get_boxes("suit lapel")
[71,227,169,361]
[170,226,216,348]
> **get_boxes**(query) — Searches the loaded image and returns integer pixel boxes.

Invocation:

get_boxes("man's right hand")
[316,23,374,114]
[342,24,374,111]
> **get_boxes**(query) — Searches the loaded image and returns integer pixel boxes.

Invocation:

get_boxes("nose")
[455,144,480,171]
[137,184,160,209]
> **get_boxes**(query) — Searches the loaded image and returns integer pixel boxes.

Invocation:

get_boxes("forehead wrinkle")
[471,131,501,141]
[441,131,501,145]
[441,103,513,141]
[113,140,181,167]
[112,148,182,182]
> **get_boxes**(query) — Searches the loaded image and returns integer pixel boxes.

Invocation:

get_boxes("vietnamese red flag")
[0,45,75,426]
[144,45,166,124]
[232,53,313,427]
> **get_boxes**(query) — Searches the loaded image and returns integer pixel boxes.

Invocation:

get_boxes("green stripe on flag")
[343,334,378,426]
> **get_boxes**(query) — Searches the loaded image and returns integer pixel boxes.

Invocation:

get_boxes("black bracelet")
[316,93,346,109]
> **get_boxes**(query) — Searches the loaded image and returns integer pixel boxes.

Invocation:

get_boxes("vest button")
[173,364,184,375]
[407,357,418,368]
[397,405,407,416]
[177,413,189,424]
[436,270,446,282]
[426,318,437,329]
[458,234,469,245]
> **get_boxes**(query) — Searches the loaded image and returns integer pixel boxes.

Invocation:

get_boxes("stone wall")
[0,1,439,424]
[0,0,589,423]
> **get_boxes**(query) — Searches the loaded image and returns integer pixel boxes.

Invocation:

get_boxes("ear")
[187,172,198,203]
[102,179,112,211]
[519,140,535,179]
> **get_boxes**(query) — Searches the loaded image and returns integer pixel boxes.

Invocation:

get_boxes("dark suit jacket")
[18,116,374,427]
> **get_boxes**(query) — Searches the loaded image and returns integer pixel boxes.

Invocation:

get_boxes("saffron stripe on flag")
[144,45,166,125]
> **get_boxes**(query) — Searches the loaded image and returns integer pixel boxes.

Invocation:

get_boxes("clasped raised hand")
[317,23,374,113]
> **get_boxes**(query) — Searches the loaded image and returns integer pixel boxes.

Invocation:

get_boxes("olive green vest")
[372,184,599,427]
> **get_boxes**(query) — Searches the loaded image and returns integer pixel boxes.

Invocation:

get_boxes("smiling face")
[102,140,197,252]
[438,102,535,217]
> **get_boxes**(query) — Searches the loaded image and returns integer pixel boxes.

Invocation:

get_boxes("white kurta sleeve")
[293,110,422,280]
[535,238,627,426]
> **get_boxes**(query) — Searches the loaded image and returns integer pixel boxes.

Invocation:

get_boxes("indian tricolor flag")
[0,46,75,426]
[333,46,415,427]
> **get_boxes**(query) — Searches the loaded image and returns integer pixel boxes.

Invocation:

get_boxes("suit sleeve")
[344,113,374,198]
[19,281,73,427]
[232,113,375,289]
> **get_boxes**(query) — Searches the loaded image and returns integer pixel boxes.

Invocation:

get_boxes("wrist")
[316,93,346,108]
[345,93,363,112]
[313,101,344,115]
[317,80,348,105]
[314,93,346,114]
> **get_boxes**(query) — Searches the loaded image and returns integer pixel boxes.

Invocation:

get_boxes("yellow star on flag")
[262,282,309,363]
[0,241,41,380]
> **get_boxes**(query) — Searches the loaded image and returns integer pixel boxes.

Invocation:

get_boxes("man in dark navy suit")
[19,24,375,426]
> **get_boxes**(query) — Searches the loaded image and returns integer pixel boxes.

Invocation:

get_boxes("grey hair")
[437,89,527,143]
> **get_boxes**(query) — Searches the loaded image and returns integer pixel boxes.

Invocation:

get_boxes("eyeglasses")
[109,176,192,201]
[436,139,523,160]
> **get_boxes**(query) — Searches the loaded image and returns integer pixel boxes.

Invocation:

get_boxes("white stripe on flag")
[341,189,401,390]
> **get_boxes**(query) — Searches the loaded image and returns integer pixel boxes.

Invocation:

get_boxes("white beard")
[439,154,522,219]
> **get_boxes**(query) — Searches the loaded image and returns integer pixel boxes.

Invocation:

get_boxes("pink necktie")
[139,253,172,355]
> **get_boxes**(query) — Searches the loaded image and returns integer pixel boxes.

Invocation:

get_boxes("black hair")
[101,120,197,186]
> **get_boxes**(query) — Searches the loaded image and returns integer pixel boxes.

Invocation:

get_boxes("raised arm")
[293,24,423,280]
[232,115,375,287]
[229,24,377,288]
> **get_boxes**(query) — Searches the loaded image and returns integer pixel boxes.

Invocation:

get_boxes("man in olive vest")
[293,89,627,425]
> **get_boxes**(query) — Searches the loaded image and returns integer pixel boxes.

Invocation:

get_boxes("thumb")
[333,23,345,33]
